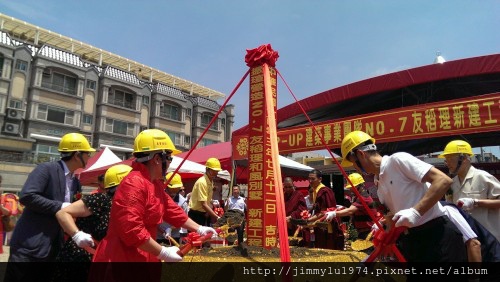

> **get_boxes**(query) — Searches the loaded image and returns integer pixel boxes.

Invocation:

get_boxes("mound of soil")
[184,245,368,262]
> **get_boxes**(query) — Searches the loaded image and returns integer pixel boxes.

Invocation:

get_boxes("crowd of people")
[282,132,499,267]
[2,130,218,282]
[0,128,499,281]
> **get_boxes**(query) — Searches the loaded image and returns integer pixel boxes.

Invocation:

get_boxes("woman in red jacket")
[90,130,216,280]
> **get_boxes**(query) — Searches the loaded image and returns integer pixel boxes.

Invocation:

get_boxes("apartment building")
[0,15,234,192]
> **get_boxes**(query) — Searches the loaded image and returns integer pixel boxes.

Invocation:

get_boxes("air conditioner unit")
[6,108,24,120]
[3,122,20,134]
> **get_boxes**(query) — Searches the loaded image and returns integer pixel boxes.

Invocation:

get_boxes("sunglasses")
[159,152,173,162]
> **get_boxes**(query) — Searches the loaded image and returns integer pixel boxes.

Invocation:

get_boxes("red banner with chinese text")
[246,65,279,249]
[233,92,500,158]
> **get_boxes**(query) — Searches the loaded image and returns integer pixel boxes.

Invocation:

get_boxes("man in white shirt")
[439,140,500,241]
[340,131,467,265]
[225,185,246,213]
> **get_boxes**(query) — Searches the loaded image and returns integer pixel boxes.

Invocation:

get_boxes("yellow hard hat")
[205,157,222,171]
[104,164,132,189]
[133,129,181,155]
[58,133,96,153]
[165,172,183,188]
[438,140,474,158]
[341,131,375,167]
[344,173,365,189]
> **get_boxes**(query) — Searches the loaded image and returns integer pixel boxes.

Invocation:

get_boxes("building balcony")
[41,81,77,95]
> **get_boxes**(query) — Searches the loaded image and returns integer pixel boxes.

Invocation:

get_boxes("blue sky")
[1,0,499,156]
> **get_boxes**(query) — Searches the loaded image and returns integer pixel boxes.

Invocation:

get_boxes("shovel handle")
[167,235,180,248]
[365,230,375,241]
[293,226,302,237]
[82,238,99,255]
[176,232,213,257]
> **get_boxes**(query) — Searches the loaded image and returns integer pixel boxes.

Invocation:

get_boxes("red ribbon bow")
[244,44,279,68]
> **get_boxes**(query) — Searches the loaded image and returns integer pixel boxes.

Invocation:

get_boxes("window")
[15,60,28,71]
[160,102,181,121]
[37,104,75,125]
[105,118,134,136]
[86,80,96,90]
[83,114,93,125]
[37,144,59,155]
[0,54,3,77]
[9,100,23,109]
[108,89,135,110]
[201,113,218,130]
[201,138,217,147]
[166,131,182,146]
[41,69,77,95]
[142,96,150,105]
[184,136,191,147]
[185,108,192,117]
[221,118,226,126]
[35,144,60,162]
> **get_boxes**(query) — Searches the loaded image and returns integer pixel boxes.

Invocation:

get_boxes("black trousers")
[188,209,207,226]
[398,216,468,282]
[398,216,467,262]
[5,252,56,282]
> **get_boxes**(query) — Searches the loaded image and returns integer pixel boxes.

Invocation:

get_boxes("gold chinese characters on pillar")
[244,44,279,248]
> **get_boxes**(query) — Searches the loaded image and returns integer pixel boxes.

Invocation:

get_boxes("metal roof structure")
[0,13,225,100]
[233,53,500,157]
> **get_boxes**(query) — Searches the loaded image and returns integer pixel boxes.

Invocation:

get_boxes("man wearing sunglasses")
[91,129,216,280]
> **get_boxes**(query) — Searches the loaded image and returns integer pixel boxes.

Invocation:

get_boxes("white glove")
[157,246,182,262]
[392,208,421,228]
[61,202,71,209]
[163,227,172,239]
[371,222,381,232]
[72,231,95,248]
[325,211,336,221]
[196,226,217,238]
[457,198,475,210]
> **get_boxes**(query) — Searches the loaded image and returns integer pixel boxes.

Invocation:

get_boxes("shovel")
[290,218,308,226]
[350,230,374,251]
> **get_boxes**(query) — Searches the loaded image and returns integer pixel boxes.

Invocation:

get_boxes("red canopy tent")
[178,142,233,171]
